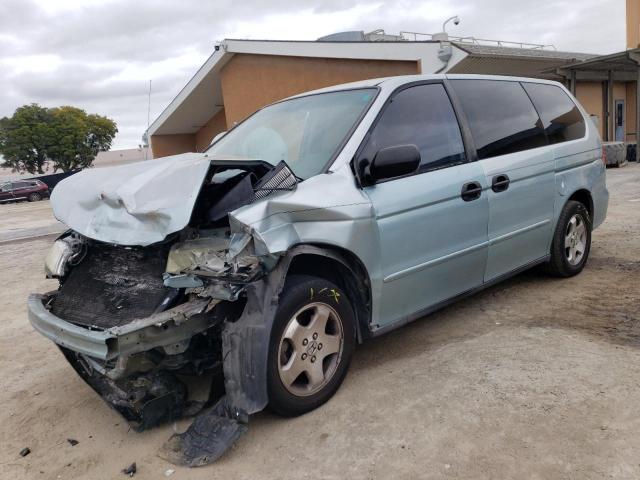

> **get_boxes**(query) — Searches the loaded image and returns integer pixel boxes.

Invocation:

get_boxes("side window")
[450,80,547,160]
[522,82,586,144]
[361,83,466,174]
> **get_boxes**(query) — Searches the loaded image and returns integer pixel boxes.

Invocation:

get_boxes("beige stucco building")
[148,0,640,157]
[549,0,640,144]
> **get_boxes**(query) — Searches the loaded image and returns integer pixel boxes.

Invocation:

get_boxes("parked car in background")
[0,179,50,203]
[28,74,608,466]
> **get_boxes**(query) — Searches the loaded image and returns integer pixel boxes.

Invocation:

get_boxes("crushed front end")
[30,235,239,431]
[28,157,297,465]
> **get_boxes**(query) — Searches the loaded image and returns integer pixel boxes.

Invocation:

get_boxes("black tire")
[547,200,592,277]
[267,274,356,417]
[28,192,42,202]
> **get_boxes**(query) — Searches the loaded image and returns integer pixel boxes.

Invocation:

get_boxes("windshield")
[206,88,377,179]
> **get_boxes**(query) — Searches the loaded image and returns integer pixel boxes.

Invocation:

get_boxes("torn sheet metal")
[153,254,295,468]
[164,232,262,283]
[165,236,230,275]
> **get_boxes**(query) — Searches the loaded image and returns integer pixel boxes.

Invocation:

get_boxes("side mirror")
[366,144,421,184]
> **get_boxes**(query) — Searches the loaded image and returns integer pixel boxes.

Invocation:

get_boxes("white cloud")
[2,54,63,74]
[226,3,384,40]
[0,0,627,149]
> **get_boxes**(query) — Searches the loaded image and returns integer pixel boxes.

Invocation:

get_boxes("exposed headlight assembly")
[44,235,85,278]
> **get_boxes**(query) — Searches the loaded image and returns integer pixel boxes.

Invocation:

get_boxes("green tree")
[0,104,118,174]
[0,104,54,174]
[47,107,118,172]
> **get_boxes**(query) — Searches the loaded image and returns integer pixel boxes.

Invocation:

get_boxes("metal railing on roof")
[399,31,557,50]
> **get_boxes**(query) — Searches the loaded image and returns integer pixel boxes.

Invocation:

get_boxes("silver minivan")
[29,74,608,466]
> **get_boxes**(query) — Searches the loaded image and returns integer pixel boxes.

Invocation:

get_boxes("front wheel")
[28,192,42,202]
[547,200,592,277]
[267,275,356,417]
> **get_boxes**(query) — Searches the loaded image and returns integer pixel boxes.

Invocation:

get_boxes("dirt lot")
[1,165,639,480]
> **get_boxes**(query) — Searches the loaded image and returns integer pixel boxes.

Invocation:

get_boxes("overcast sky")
[0,0,626,149]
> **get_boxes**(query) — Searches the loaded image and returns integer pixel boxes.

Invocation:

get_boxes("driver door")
[358,82,489,330]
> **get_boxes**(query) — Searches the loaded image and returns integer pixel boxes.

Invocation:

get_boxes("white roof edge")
[147,47,230,137]
[148,39,470,138]
[224,38,456,61]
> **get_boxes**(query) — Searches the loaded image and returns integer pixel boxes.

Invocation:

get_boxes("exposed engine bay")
[30,157,301,466]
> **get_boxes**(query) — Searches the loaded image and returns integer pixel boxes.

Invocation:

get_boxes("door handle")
[461,181,482,202]
[491,174,510,193]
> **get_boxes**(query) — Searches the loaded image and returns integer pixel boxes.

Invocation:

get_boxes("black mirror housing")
[367,144,421,184]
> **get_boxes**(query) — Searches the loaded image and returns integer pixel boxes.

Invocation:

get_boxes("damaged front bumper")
[28,291,226,432]
[28,292,215,366]
[28,241,327,466]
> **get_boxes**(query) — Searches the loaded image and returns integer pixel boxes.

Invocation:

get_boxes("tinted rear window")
[522,82,586,144]
[450,80,547,160]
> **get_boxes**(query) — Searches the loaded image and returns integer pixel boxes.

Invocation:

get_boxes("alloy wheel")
[277,302,344,397]
[565,213,587,266]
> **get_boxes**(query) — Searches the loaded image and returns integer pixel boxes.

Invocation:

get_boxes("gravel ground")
[0,164,639,480]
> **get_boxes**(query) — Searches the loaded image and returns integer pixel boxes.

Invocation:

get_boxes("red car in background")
[0,179,50,203]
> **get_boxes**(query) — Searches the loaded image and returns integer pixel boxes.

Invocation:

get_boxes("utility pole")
[145,79,152,160]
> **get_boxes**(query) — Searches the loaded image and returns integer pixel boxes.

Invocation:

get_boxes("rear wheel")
[28,192,42,202]
[547,200,592,277]
[267,275,356,417]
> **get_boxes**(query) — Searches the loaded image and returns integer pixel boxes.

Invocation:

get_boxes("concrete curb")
[0,223,66,244]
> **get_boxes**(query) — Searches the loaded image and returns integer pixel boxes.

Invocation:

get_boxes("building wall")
[0,148,152,182]
[628,0,640,48]
[150,133,196,158]
[195,108,227,152]
[575,81,637,142]
[219,54,419,126]
[94,147,151,166]
[575,81,605,138]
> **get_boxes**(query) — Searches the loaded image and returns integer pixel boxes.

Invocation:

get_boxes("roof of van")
[287,74,562,98]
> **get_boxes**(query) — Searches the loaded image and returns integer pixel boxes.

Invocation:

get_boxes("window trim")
[353,79,474,188]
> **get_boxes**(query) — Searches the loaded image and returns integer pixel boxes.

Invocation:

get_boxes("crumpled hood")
[51,152,212,246]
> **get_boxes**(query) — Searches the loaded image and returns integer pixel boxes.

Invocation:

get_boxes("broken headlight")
[44,235,85,278]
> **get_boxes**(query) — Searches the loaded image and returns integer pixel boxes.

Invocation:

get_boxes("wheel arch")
[567,188,594,222]
[284,243,372,343]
